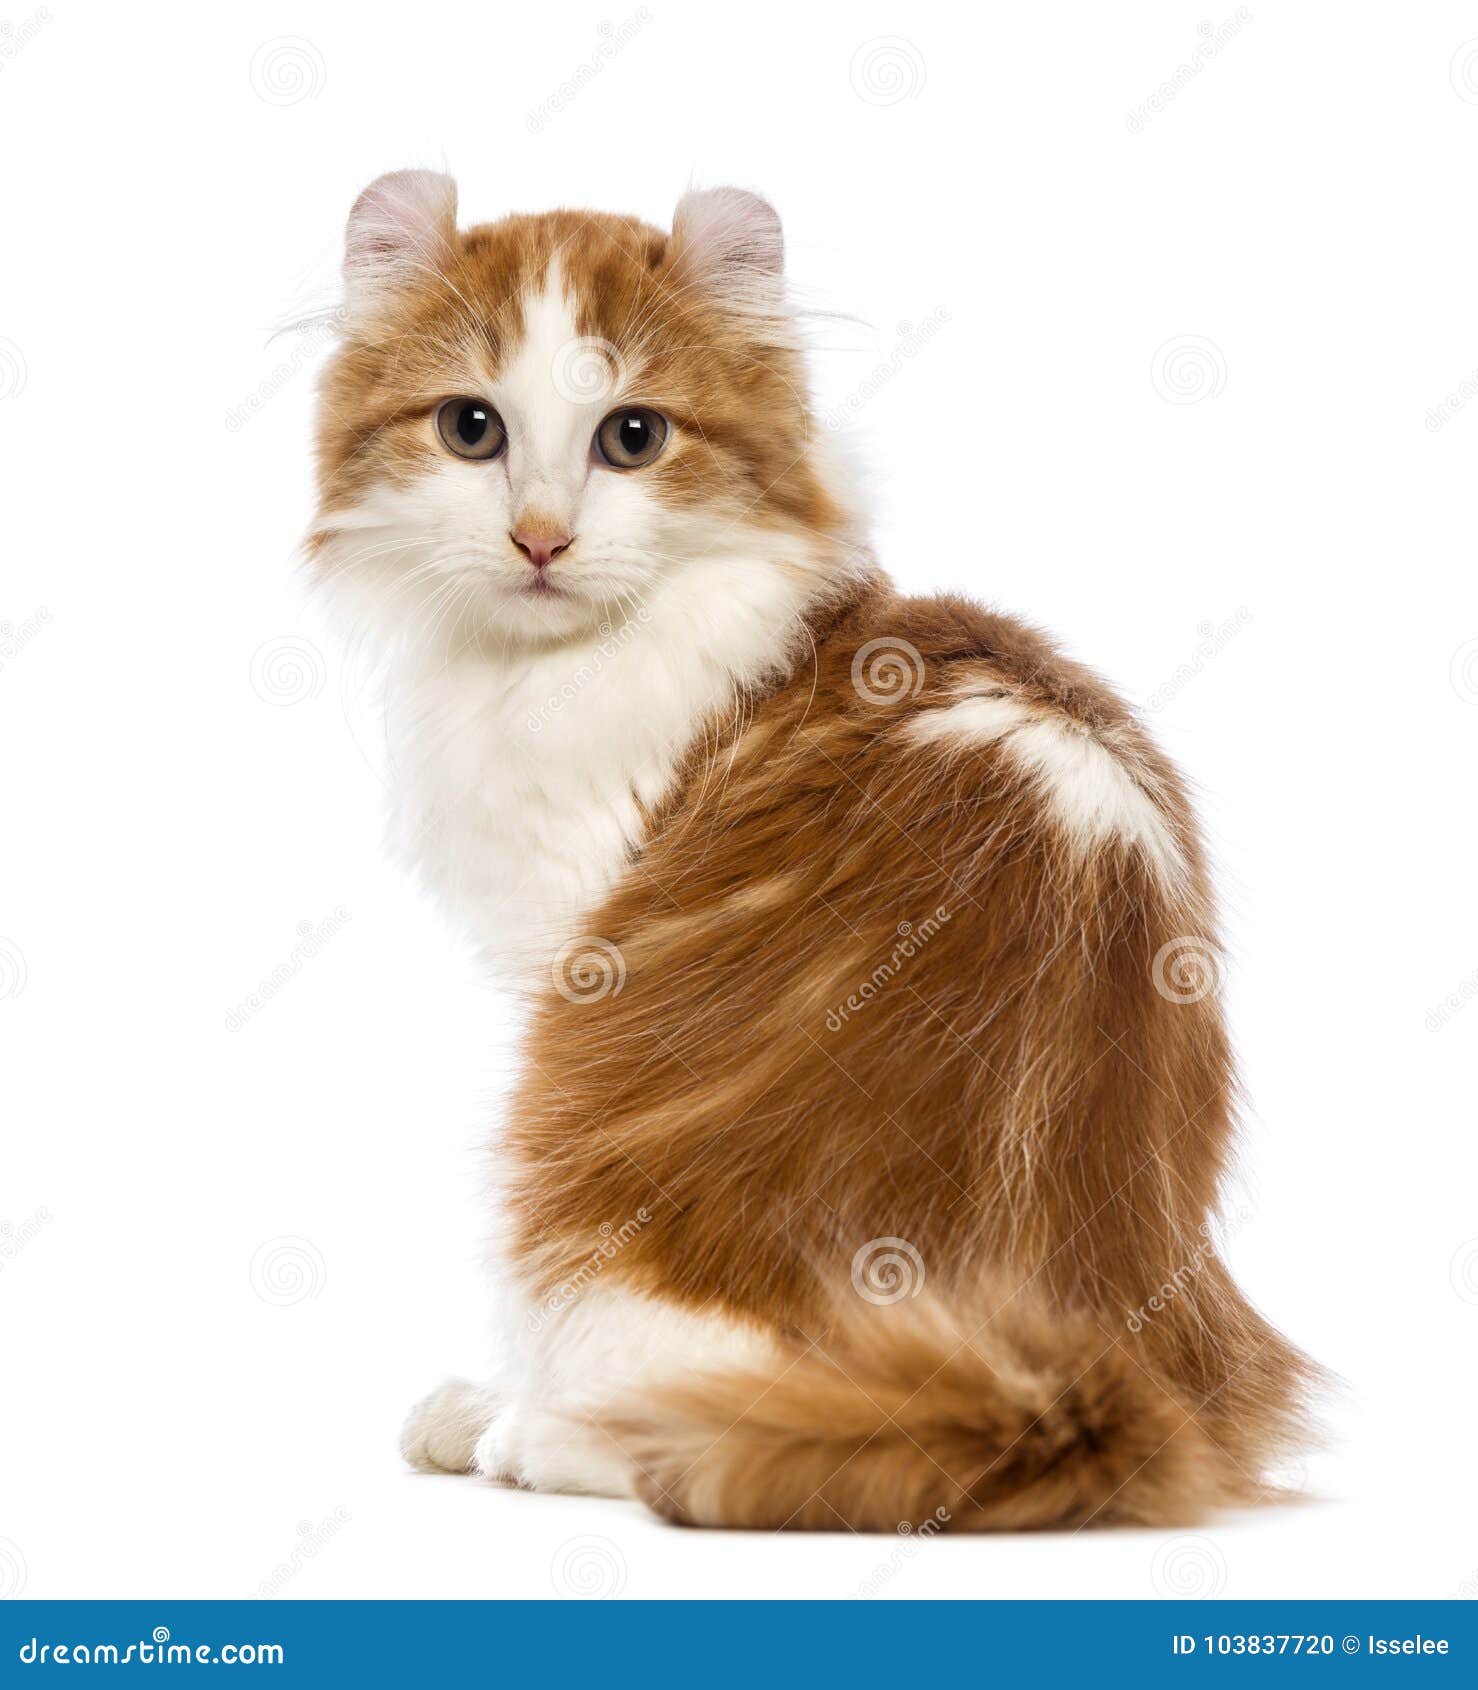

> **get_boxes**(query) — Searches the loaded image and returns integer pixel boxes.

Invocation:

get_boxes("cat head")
[308,172,859,653]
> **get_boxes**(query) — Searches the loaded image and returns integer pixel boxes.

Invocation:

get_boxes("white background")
[2,1,1476,1602]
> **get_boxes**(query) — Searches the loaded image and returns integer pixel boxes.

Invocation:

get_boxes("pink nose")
[510,529,573,569]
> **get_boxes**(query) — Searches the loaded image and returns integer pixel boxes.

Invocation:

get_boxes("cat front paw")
[399,1378,502,1475]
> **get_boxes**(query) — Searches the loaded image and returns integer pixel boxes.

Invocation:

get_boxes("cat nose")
[509,528,573,569]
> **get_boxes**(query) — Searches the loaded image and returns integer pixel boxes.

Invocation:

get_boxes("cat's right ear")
[343,170,458,312]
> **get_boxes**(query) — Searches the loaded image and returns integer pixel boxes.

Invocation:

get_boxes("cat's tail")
[603,1291,1258,1531]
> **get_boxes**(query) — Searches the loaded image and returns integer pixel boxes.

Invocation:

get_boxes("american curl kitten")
[308,172,1319,1530]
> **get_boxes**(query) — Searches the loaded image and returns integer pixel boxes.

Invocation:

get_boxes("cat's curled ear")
[343,170,458,313]
[669,187,790,341]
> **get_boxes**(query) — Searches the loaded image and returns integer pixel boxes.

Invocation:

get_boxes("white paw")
[471,1404,527,1486]
[399,1378,501,1475]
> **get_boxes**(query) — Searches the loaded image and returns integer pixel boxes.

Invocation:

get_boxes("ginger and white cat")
[308,172,1316,1529]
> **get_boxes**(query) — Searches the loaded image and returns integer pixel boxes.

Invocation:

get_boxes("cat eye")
[435,397,507,461]
[595,408,669,470]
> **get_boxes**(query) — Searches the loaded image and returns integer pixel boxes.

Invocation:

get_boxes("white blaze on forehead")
[493,262,616,519]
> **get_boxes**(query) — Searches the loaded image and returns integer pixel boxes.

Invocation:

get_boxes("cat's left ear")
[669,188,787,329]
[343,169,458,312]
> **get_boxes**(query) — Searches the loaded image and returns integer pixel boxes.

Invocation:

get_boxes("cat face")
[309,173,852,651]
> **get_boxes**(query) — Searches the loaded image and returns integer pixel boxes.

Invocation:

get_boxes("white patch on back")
[905,686,1184,883]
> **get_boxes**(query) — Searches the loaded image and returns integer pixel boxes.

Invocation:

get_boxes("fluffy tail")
[605,1294,1260,1531]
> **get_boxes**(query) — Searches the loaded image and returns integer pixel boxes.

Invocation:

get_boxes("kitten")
[308,172,1318,1529]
